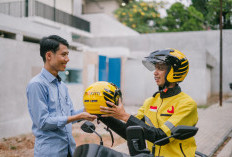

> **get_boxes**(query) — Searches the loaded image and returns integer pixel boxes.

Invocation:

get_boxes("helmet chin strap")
[160,64,171,93]
[153,84,169,97]
[159,81,169,93]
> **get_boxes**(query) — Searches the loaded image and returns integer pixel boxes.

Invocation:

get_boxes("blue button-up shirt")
[26,68,83,157]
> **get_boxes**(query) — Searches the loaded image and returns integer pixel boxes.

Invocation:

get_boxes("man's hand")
[100,98,130,122]
[78,112,97,121]
[67,112,97,123]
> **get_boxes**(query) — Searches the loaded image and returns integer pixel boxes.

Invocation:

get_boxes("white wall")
[83,0,119,17]
[206,66,212,98]
[81,13,139,37]
[0,38,41,138]
[66,50,84,110]
[0,13,72,41]
[205,30,232,95]
[123,59,157,106]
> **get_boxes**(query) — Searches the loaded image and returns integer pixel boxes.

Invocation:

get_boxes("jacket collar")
[153,85,181,98]
[160,85,181,98]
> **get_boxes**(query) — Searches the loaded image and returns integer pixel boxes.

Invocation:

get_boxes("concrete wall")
[81,13,139,37]
[205,30,232,95]
[83,0,119,17]
[79,30,232,105]
[0,38,41,138]
[123,59,157,106]
[0,13,72,41]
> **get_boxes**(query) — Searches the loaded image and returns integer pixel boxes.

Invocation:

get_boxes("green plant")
[163,2,204,32]
[114,0,165,33]
[10,145,17,150]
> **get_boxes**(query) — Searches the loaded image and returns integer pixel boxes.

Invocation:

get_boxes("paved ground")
[113,97,232,157]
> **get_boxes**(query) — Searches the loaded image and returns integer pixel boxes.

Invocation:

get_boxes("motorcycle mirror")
[81,121,96,133]
[81,121,104,145]
[126,126,150,156]
[171,125,198,140]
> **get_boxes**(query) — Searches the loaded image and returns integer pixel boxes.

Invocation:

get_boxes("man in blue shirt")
[26,35,97,157]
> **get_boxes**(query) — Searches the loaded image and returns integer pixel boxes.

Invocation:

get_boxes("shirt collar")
[41,68,59,83]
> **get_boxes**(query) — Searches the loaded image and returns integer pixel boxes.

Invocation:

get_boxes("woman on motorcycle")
[99,48,198,157]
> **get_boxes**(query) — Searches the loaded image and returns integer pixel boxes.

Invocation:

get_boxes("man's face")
[49,44,69,72]
[154,62,168,87]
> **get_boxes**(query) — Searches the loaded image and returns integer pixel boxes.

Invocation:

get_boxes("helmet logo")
[167,106,174,113]
[85,91,101,96]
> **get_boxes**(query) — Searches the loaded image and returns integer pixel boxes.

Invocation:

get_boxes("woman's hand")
[100,98,130,122]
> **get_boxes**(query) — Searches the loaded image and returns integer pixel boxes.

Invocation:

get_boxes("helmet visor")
[142,57,166,71]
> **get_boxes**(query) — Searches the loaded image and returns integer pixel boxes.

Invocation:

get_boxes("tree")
[162,2,204,32]
[191,0,208,18]
[191,0,232,29]
[206,0,232,29]
[114,1,165,33]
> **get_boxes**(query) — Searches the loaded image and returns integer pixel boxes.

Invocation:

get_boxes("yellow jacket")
[136,87,198,157]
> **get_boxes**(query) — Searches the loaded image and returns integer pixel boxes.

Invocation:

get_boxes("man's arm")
[27,82,96,131]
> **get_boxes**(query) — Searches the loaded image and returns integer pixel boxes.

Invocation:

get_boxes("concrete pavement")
[195,97,232,157]
[113,97,232,157]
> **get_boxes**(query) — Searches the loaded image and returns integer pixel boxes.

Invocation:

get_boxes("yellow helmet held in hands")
[83,81,122,115]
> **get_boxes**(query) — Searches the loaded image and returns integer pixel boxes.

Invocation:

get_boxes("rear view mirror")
[171,125,198,140]
[126,126,150,156]
[81,121,96,133]
[152,125,198,156]
[80,121,104,145]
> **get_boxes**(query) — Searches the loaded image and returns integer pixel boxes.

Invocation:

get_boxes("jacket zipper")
[179,143,186,157]
[156,98,163,157]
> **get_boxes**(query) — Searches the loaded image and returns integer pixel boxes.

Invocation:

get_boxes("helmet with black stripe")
[83,81,121,115]
[142,48,189,84]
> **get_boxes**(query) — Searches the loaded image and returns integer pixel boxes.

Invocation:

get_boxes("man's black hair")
[40,35,69,62]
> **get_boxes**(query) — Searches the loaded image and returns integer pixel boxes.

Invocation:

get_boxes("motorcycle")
[73,121,207,157]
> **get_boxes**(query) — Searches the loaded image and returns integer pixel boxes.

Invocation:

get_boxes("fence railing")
[35,1,90,32]
[0,1,25,17]
[0,1,90,32]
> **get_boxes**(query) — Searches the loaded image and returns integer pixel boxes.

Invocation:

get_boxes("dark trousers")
[67,149,72,157]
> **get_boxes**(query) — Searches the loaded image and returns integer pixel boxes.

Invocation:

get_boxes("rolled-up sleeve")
[27,82,68,131]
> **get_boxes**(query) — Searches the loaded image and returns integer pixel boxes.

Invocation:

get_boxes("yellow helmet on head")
[142,48,189,83]
[83,81,122,115]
